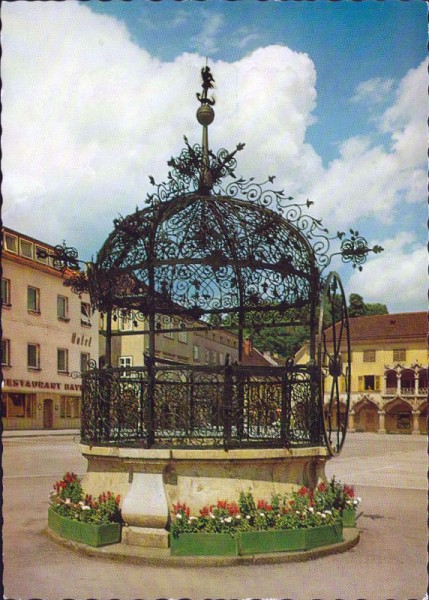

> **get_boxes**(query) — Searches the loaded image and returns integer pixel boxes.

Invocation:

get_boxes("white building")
[1,227,98,430]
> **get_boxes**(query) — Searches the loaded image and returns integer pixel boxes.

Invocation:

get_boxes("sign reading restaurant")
[3,379,82,391]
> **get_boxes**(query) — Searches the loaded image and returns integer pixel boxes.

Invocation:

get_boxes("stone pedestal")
[411,411,420,435]
[80,444,331,547]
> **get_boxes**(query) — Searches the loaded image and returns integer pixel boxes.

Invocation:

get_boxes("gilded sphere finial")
[197,103,215,126]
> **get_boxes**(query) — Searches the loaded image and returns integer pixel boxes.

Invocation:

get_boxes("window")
[57,295,69,320]
[178,324,188,343]
[358,375,380,392]
[27,343,40,369]
[1,278,11,306]
[80,352,90,373]
[119,311,133,331]
[193,345,200,361]
[27,286,40,313]
[4,233,18,253]
[81,302,91,327]
[20,239,34,259]
[118,356,133,377]
[35,245,49,265]
[363,350,376,363]
[163,316,174,339]
[1,339,11,366]
[57,349,69,373]
[393,349,406,362]
[60,396,81,418]
[6,393,36,418]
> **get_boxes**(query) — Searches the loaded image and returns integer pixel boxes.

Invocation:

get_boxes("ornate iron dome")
[51,66,383,454]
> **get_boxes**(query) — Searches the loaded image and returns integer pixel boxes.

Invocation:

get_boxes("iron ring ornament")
[317,272,351,456]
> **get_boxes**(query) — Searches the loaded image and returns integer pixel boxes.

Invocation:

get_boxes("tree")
[348,293,388,318]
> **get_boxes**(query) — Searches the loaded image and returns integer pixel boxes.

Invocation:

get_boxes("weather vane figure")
[196,66,215,106]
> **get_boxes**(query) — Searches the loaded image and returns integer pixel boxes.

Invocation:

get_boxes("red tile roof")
[325,311,427,342]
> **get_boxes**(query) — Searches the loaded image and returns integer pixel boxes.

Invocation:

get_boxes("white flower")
[325,510,332,515]
[356,497,362,503]
[296,511,300,515]
[176,513,182,519]
[321,513,327,519]
[316,511,322,516]
[259,513,265,517]
[246,515,251,520]
[82,505,91,511]
[189,516,197,521]
[235,515,241,520]
[65,498,71,505]
[224,517,232,523]
[79,501,84,506]
[210,513,216,519]
[309,507,314,513]
[346,500,353,506]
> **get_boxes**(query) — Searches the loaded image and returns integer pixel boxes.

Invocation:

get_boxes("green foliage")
[170,477,359,537]
[348,293,389,318]
[50,473,122,524]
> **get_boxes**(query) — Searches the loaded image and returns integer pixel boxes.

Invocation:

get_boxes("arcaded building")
[296,311,427,434]
[1,227,99,430]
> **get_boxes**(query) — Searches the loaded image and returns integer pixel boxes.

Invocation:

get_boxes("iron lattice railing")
[81,362,323,449]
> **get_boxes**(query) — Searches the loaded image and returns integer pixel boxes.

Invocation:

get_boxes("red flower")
[199,505,211,517]
[343,485,354,498]
[298,486,310,497]
[115,495,121,505]
[317,482,327,492]
[227,502,240,516]
[172,501,190,518]
[257,499,273,511]
[216,500,228,510]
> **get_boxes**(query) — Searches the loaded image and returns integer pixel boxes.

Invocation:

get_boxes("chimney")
[243,337,253,356]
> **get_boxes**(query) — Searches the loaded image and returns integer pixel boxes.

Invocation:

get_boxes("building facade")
[1,227,99,430]
[101,312,240,368]
[295,312,427,435]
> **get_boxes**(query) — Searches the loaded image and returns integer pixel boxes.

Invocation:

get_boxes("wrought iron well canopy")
[46,66,382,455]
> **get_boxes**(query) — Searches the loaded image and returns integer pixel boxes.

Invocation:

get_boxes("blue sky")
[2,1,427,312]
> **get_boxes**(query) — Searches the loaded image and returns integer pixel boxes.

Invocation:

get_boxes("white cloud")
[2,3,320,257]
[190,12,225,55]
[346,232,427,313]
[351,77,394,104]
[1,3,426,314]
[307,60,426,229]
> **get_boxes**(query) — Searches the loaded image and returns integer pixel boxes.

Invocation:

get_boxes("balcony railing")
[383,387,427,397]
[80,363,323,449]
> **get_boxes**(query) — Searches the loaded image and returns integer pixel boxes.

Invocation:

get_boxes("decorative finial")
[196,65,215,193]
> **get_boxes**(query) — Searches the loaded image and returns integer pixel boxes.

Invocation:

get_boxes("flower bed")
[170,477,359,556]
[48,472,123,547]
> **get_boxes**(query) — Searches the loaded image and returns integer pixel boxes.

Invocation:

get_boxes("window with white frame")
[118,356,133,376]
[80,352,90,373]
[81,302,91,326]
[27,343,40,369]
[35,245,49,264]
[57,295,69,320]
[57,348,69,373]
[27,286,40,313]
[1,278,11,306]
[4,233,18,253]
[60,396,81,418]
[20,239,34,259]
[5,393,36,418]
[1,339,11,366]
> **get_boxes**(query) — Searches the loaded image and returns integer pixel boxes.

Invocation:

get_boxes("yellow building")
[100,311,240,368]
[1,227,99,430]
[295,312,427,435]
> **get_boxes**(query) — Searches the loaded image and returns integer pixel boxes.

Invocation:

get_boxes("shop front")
[2,377,81,430]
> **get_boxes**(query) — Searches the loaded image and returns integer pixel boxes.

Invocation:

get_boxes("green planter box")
[305,523,343,549]
[48,508,121,547]
[238,528,306,555]
[170,532,238,556]
[342,508,356,527]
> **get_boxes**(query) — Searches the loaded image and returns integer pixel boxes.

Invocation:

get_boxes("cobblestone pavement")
[2,432,427,600]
